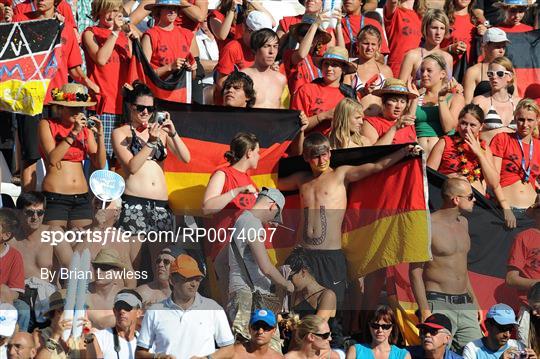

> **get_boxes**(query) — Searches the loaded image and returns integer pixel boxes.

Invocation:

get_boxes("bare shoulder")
[113,124,130,136]
[381,64,393,77]
[465,63,480,77]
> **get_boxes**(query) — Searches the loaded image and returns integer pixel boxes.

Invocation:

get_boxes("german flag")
[506,30,540,100]
[0,19,61,115]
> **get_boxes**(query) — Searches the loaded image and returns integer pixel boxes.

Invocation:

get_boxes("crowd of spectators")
[0,0,539,357]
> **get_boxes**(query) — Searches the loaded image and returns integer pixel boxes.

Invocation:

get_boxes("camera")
[122,16,131,24]
[153,111,166,125]
[86,118,96,128]
[515,350,528,359]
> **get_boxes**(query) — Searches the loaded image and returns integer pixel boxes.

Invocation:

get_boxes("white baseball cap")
[482,27,511,44]
[245,11,273,32]
[0,303,17,337]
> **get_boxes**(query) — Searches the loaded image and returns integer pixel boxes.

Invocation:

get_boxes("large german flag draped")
[278,144,431,277]
[0,19,61,115]
[389,168,534,345]
[506,30,540,99]
[128,40,191,103]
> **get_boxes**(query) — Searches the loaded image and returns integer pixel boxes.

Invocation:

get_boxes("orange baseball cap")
[170,254,204,278]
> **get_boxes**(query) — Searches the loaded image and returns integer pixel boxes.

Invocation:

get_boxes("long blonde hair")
[329,98,364,149]
[293,314,326,343]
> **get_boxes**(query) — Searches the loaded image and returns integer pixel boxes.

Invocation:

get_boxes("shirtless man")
[409,178,482,353]
[233,308,283,358]
[73,198,141,288]
[279,133,419,306]
[242,28,286,109]
[136,248,173,307]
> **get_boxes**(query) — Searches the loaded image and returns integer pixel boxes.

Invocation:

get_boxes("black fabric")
[43,191,92,222]
[16,113,41,163]
[128,126,167,162]
[302,248,348,306]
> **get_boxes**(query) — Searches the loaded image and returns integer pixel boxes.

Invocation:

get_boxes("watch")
[45,338,59,351]
[84,334,95,344]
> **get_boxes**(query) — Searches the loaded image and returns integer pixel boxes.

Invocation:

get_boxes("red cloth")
[144,26,194,70]
[0,245,25,293]
[282,49,321,95]
[13,0,75,28]
[438,135,485,181]
[498,23,533,33]
[490,132,540,188]
[39,119,91,162]
[342,14,389,57]
[175,0,200,32]
[215,39,254,75]
[364,116,416,144]
[441,14,476,65]
[207,9,243,52]
[291,82,344,136]
[507,228,540,305]
[83,27,130,115]
[384,7,422,77]
[279,14,302,33]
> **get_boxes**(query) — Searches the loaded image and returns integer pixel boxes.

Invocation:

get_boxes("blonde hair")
[91,0,121,21]
[490,56,515,85]
[514,98,540,118]
[329,98,364,149]
[422,53,447,72]
[293,315,326,343]
[421,8,449,39]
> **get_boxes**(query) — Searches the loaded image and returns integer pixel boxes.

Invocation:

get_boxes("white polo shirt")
[137,293,234,358]
[94,328,138,359]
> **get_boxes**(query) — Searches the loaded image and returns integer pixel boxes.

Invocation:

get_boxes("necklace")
[454,135,484,183]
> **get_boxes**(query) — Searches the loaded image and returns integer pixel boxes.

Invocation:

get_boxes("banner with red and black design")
[506,30,540,101]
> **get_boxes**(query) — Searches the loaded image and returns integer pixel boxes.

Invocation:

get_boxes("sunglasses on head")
[24,209,45,217]
[487,70,511,78]
[250,322,275,332]
[419,327,441,336]
[134,104,155,113]
[156,257,171,266]
[95,264,119,272]
[312,331,331,339]
[370,322,393,330]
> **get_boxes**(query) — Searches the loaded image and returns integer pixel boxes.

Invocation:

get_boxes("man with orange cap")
[136,254,234,359]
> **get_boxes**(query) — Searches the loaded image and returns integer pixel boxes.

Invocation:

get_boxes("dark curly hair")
[221,71,256,108]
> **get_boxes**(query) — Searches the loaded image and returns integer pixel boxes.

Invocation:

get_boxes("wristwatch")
[84,334,95,344]
[45,338,59,351]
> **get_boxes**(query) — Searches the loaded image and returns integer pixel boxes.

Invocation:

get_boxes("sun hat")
[493,0,530,8]
[315,46,356,75]
[170,254,204,278]
[144,0,189,11]
[50,83,96,107]
[372,78,418,99]
[482,27,511,44]
[290,13,332,45]
[91,249,126,270]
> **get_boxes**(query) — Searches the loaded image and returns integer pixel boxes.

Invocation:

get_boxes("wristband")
[45,338,59,351]
[146,142,157,149]
[230,190,235,200]
[168,131,177,138]
[111,30,119,37]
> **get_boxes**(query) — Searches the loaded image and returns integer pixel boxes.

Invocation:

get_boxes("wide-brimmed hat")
[290,14,332,45]
[372,78,418,99]
[493,0,530,8]
[47,290,67,313]
[92,248,126,270]
[315,46,356,75]
[50,83,96,107]
[144,0,189,11]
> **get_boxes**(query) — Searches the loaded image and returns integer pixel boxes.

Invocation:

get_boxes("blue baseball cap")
[250,308,276,327]
[486,303,518,325]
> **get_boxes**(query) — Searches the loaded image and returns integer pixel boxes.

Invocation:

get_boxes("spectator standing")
[276,0,322,38]
[408,313,463,359]
[441,0,478,69]
[232,309,283,358]
[494,0,533,33]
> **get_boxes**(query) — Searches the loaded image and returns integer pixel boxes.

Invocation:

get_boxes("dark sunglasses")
[493,322,514,333]
[134,104,155,113]
[287,270,299,281]
[312,331,331,339]
[487,70,511,78]
[95,264,119,272]
[114,303,135,312]
[250,322,275,332]
[419,327,440,336]
[370,323,393,330]
[24,209,45,217]
[156,258,171,266]
[458,193,475,201]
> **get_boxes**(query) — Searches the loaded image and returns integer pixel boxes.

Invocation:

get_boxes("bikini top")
[351,62,385,93]
[129,126,167,162]
[40,119,89,162]
[484,96,516,130]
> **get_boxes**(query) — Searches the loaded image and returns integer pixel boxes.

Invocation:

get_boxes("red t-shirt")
[384,7,422,77]
[498,23,533,33]
[13,0,75,28]
[438,135,485,180]
[208,9,243,52]
[215,39,254,75]
[342,14,389,57]
[0,245,25,293]
[490,133,540,188]
[282,49,321,95]
[83,27,130,115]
[175,0,200,32]
[291,82,344,135]
[144,26,193,70]
[441,14,476,65]
[508,228,540,305]
[279,14,303,33]
[39,119,90,162]
[365,116,416,144]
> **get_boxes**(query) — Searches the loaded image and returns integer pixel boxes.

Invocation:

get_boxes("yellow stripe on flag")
[0,79,50,116]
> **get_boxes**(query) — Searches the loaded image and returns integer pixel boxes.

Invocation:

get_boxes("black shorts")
[43,191,92,223]
[16,113,42,164]
[303,248,348,307]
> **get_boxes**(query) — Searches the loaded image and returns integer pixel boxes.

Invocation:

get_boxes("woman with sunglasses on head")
[490,99,540,224]
[473,56,521,145]
[284,314,340,359]
[38,84,106,230]
[343,25,393,117]
[346,305,411,359]
[112,82,190,237]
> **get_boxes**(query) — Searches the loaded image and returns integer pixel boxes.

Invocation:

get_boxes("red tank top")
[365,116,416,144]
[438,135,485,182]
[39,119,90,162]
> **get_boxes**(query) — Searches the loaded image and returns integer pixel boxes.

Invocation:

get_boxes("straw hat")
[290,14,332,45]
[372,78,418,99]
[315,46,356,75]
[493,0,530,8]
[91,248,126,270]
[50,83,96,107]
[144,0,189,11]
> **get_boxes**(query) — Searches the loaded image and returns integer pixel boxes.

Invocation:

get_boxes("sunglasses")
[312,331,331,339]
[458,193,475,201]
[493,322,515,333]
[156,258,171,266]
[114,303,135,312]
[134,104,155,113]
[95,264,119,272]
[250,323,275,332]
[370,323,393,330]
[419,327,441,336]
[24,209,45,217]
[487,70,511,78]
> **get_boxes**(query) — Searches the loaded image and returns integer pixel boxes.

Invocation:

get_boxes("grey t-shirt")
[228,211,272,294]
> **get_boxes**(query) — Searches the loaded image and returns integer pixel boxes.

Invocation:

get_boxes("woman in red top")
[141,0,197,102]
[82,0,136,164]
[38,84,106,229]
[491,98,540,220]
[361,78,418,145]
[495,0,533,33]
[276,0,322,38]
[442,0,478,67]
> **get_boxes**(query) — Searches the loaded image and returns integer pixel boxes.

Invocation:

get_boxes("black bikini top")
[129,126,167,162]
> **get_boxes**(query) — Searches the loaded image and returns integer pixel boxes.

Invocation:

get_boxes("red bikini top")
[40,119,89,162]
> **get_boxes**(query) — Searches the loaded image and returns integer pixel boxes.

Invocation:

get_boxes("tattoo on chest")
[303,206,327,245]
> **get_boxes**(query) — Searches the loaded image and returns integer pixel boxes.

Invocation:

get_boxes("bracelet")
[146,142,157,149]
[111,30,119,37]
[230,190,235,200]
[168,131,177,138]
